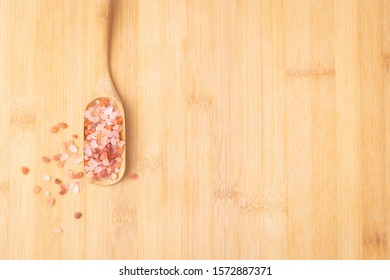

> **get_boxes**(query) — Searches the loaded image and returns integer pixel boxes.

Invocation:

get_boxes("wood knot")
[384,55,390,72]
[10,112,36,129]
[138,153,162,175]
[0,181,10,193]
[238,195,288,214]
[286,68,335,79]
[363,231,387,247]
[187,94,213,110]
[213,188,240,200]
[112,208,137,225]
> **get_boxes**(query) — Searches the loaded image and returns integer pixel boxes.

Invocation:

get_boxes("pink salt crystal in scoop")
[84,98,125,184]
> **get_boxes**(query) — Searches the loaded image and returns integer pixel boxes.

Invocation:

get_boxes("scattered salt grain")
[67,169,74,179]
[47,197,55,207]
[51,125,59,133]
[21,166,30,175]
[53,229,62,233]
[58,122,68,129]
[44,191,50,196]
[74,156,83,165]
[73,185,79,194]
[59,184,69,195]
[33,186,41,194]
[68,144,77,154]
[74,172,84,179]
[129,173,139,180]
[43,174,50,181]
[74,212,82,219]
[60,153,69,161]
[41,156,51,163]
[52,153,61,161]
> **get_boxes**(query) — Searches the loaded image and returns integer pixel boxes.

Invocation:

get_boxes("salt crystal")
[74,156,83,165]
[53,229,62,234]
[44,191,50,196]
[85,147,92,156]
[60,153,69,161]
[96,124,104,131]
[43,174,50,181]
[104,107,113,115]
[69,144,77,153]
[111,173,117,180]
[85,111,91,118]
[95,166,102,173]
[111,112,118,119]
[73,185,79,194]
[115,168,120,173]
[91,141,98,148]
[67,169,74,179]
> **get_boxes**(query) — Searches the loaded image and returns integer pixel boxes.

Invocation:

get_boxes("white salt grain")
[53,229,62,234]
[69,144,78,154]
[73,185,79,194]
[85,147,92,156]
[44,191,50,196]
[60,153,69,161]
[74,155,83,165]
[43,174,50,181]
[91,140,98,149]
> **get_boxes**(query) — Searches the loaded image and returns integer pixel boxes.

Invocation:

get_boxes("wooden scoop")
[84,0,125,185]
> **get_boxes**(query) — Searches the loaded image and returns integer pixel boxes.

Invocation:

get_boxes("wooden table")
[0,0,389,259]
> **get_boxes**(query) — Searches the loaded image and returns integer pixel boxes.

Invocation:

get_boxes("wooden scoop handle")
[97,0,112,79]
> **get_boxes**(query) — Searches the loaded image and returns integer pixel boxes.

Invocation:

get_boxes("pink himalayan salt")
[84,98,124,181]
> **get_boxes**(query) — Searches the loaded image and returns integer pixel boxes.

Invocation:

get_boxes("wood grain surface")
[0,0,389,260]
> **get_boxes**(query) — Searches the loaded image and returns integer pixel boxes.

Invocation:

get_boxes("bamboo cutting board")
[0,0,389,260]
